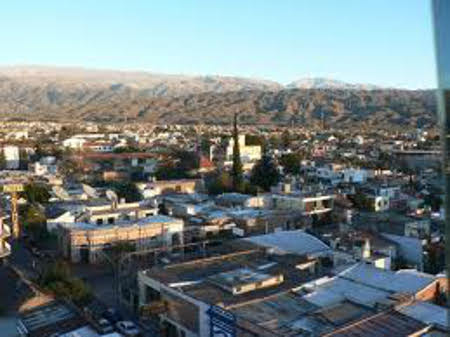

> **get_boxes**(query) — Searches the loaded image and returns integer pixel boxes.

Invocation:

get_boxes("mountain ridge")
[0,65,436,127]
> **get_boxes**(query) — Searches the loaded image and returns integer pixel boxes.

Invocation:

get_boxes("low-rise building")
[137,239,328,337]
[137,179,203,198]
[58,215,184,263]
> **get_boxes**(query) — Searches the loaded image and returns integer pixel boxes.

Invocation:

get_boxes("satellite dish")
[52,186,71,201]
[106,189,118,202]
[82,184,99,199]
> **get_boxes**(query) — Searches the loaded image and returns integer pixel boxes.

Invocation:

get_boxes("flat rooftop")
[18,301,86,337]
[61,214,182,231]
[140,240,323,307]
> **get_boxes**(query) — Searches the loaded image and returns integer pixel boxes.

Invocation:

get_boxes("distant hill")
[286,78,382,91]
[0,66,437,127]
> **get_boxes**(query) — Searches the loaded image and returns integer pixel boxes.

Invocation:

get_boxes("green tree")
[155,149,199,180]
[0,149,5,170]
[207,171,233,195]
[245,134,264,147]
[59,156,84,181]
[24,183,51,204]
[19,148,29,170]
[23,205,47,239]
[281,130,291,149]
[110,181,142,202]
[279,153,302,175]
[40,261,92,305]
[231,113,243,191]
[250,152,280,191]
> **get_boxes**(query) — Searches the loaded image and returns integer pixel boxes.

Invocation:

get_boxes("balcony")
[303,207,333,216]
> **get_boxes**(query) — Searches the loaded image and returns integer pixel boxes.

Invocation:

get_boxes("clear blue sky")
[0,0,436,88]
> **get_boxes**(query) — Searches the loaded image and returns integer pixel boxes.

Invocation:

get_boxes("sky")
[0,0,436,89]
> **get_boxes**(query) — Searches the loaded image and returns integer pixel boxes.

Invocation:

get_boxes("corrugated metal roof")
[322,311,427,337]
[338,263,435,294]
[243,230,331,257]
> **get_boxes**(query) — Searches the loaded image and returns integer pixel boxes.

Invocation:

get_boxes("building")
[137,179,204,198]
[243,230,332,259]
[300,263,438,310]
[3,145,20,169]
[137,238,330,337]
[17,300,124,337]
[0,216,11,261]
[225,135,262,163]
[58,215,184,263]
[208,134,262,165]
[270,192,334,216]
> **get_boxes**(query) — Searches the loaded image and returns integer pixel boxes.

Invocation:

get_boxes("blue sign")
[207,305,236,337]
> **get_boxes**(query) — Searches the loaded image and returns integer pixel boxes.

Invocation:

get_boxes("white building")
[224,135,262,163]
[3,145,20,169]
[62,137,86,149]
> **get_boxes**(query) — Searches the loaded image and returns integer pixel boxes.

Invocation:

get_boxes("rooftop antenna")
[106,189,118,203]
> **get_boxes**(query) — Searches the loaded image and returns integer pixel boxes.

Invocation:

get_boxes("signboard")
[208,305,236,337]
[2,184,24,193]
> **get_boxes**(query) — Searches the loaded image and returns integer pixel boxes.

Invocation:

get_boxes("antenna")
[106,189,118,202]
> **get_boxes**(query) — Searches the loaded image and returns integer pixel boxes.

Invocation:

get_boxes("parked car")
[96,318,114,334]
[102,308,123,324]
[116,321,141,337]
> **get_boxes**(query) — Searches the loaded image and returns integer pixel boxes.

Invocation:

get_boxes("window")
[96,218,103,225]
[145,285,161,302]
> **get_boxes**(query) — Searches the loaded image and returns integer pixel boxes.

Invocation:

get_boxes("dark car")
[102,308,123,324]
[96,318,114,334]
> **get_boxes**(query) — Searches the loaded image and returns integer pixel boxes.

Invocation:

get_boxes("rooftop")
[61,214,182,231]
[244,230,331,257]
[18,301,86,337]
[338,263,435,294]
[322,310,427,337]
[140,240,322,308]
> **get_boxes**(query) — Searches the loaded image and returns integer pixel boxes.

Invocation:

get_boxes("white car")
[115,321,141,337]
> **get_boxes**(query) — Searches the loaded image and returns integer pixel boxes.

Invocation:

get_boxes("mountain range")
[0,66,437,127]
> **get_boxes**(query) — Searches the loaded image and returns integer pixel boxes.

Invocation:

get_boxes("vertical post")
[11,191,19,239]
[433,0,450,318]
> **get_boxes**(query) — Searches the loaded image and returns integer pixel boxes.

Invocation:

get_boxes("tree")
[19,148,29,170]
[23,205,47,239]
[0,149,5,170]
[155,149,199,180]
[245,134,264,147]
[110,181,142,202]
[281,130,291,149]
[279,153,302,175]
[231,113,243,191]
[250,152,280,191]
[23,183,51,204]
[59,156,84,181]
[207,171,233,195]
[40,261,92,305]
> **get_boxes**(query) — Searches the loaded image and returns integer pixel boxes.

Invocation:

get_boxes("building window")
[108,217,115,224]
[145,285,161,302]
[96,219,103,225]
